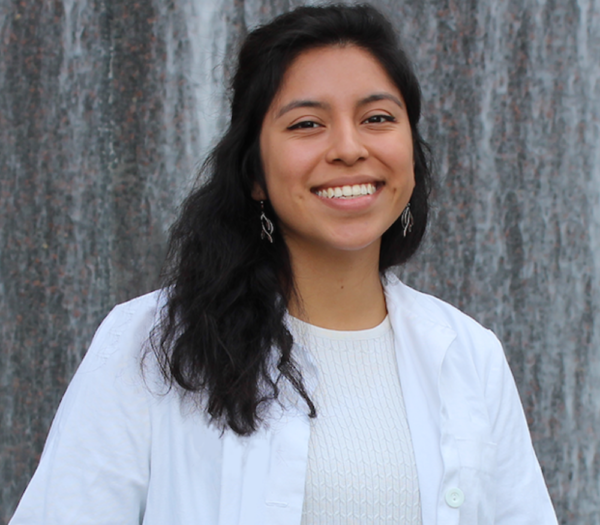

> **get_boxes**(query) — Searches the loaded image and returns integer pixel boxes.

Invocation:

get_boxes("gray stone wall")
[1,0,598,523]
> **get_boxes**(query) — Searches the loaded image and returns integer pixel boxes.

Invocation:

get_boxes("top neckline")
[288,315,392,341]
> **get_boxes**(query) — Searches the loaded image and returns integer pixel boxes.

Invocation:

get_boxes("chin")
[325,233,384,253]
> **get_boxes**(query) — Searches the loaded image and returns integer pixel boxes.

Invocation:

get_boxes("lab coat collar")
[383,271,457,382]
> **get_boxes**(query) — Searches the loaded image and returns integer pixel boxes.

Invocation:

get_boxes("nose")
[326,121,369,165]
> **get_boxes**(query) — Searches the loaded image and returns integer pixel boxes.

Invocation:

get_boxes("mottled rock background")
[0,0,598,522]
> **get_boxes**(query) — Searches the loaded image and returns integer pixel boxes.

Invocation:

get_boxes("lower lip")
[313,186,382,211]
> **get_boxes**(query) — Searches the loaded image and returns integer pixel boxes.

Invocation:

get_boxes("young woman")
[10,4,558,524]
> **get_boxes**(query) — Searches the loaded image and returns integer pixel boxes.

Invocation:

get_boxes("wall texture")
[1,0,598,523]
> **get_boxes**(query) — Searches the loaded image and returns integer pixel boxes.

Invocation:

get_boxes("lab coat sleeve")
[9,296,157,525]
[483,331,558,525]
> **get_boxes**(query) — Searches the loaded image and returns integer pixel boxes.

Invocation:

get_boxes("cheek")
[374,129,413,164]
[263,144,320,196]
[392,139,414,167]
[278,140,321,177]
[385,147,415,185]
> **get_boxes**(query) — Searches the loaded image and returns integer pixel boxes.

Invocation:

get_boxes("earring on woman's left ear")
[401,203,414,237]
[260,201,275,243]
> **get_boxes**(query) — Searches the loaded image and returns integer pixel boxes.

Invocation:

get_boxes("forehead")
[270,45,402,111]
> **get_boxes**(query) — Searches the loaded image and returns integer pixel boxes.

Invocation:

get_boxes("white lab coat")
[10,274,558,525]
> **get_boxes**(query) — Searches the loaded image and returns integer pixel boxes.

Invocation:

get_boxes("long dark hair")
[152,4,433,435]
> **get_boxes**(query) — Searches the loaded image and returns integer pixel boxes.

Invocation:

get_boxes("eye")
[363,114,396,124]
[288,120,321,130]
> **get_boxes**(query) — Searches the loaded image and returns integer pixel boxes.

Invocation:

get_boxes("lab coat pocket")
[455,438,497,524]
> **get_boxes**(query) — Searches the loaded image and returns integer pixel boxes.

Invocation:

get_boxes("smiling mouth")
[314,182,379,199]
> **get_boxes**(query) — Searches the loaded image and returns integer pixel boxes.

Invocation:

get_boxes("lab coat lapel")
[385,276,456,525]
[218,427,271,525]
[218,397,311,525]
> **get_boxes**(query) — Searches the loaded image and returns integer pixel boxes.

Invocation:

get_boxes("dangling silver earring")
[260,200,275,243]
[401,203,414,237]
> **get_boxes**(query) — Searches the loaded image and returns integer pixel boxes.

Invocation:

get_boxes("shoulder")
[73,290,167,388]
[95,290,165,343]
[384,273,498,347]
[86,291,165,357]
[384,273,507,387]
[47,290,169,444]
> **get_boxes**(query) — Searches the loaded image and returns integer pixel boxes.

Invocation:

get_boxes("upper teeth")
[316,183,377,199]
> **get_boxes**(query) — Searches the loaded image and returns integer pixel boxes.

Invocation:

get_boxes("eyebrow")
[358,93,404,109]
[276,92,403,118]
[276,100,331,118]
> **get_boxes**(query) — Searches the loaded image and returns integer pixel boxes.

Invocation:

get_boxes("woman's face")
[257,45,415,258]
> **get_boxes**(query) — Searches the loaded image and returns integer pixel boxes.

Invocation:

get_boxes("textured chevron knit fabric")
[290,316,423,525]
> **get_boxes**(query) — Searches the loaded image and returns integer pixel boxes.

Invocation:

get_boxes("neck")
[286,239,387,330]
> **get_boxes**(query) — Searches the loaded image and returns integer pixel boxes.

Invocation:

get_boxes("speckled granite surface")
[1,0,598,523]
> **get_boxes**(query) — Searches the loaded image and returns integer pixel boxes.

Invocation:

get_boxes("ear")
[251,182,267,201]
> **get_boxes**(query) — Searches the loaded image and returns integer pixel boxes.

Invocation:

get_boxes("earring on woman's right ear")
[260,200,275,243]
[401,203,414,237]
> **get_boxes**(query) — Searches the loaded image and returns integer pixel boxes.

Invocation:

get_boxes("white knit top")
[289,316,422,525]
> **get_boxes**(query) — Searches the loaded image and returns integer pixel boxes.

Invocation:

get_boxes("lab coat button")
[445,487,465,508]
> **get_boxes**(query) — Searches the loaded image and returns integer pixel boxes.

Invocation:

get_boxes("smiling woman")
[257,45,417,328]
[9,4,558,525]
